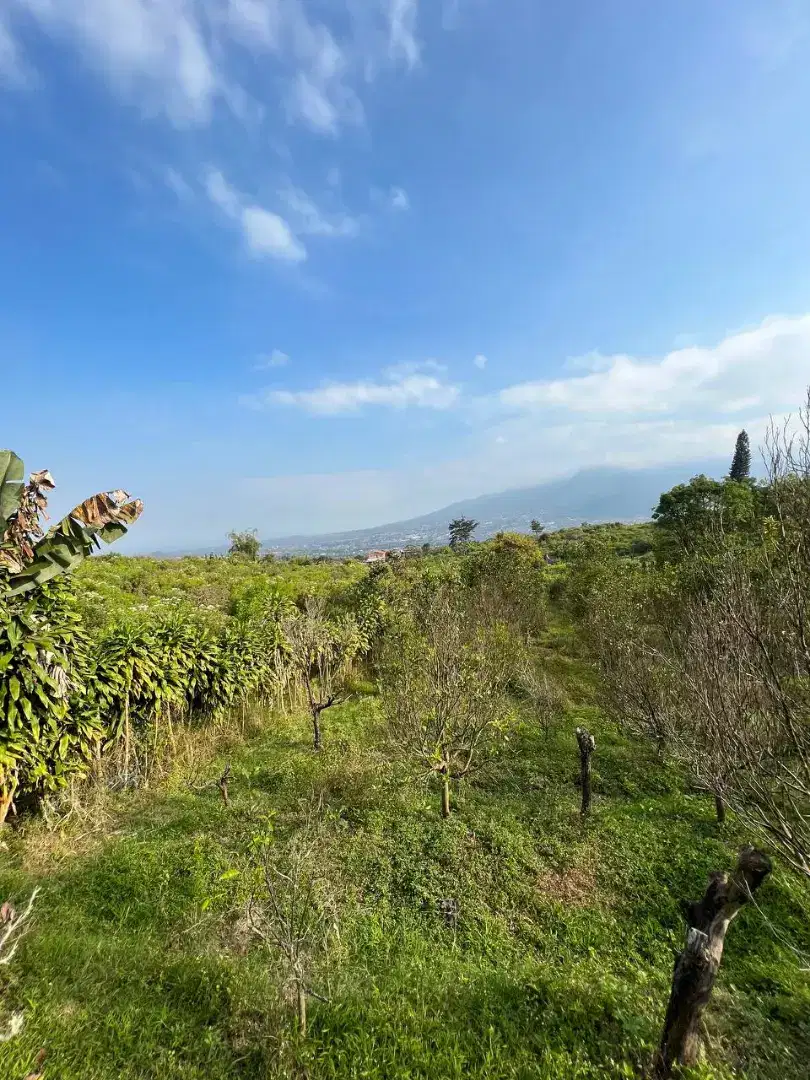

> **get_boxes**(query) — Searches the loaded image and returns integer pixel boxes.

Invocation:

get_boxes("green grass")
[1,689,808,1079]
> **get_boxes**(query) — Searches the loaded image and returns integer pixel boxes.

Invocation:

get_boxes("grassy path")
[1,695,808,1079]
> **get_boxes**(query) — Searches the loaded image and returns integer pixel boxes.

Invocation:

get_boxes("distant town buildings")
[364,550,388,563]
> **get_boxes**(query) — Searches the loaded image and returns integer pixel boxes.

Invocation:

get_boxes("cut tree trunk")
[576,727,595,816]
[653,846,772,1078]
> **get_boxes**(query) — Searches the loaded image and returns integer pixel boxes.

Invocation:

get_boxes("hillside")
[1,610,807,1080]
[261,461,726,555]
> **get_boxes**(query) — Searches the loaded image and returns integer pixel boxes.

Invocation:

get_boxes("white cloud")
[4,0,427,133]
[204,167,306,262]
[255,349,290,369]
[387,0,420,68]
[242,206,306,260]
[389,186,410,211]
[225,0,282,49]
[245,370,459,415]
[473,353,487,369]
[165,166,194,201]
[8,0,218,125]
[280,186,359,237]
[204,168,242,217]
[0,18,25,83]
[500,315,810,418]
[385,358,446,378]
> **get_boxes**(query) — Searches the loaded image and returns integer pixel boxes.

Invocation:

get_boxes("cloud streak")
[4,0,427,133]
[204,168,306,261]
[245,370,460,415]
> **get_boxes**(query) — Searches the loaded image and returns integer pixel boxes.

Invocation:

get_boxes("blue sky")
[2,1,810,550]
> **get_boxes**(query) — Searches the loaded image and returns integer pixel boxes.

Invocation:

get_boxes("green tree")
[228,529,261,560]
[652,475,725,555]
[448,516,478,549]
[729,429,752,482]
[530,519,549,542]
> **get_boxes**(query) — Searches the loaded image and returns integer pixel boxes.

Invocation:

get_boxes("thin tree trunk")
[653,847,772,1078]
[297,981,307,1037]
[576,727,595,816]
[441,774,451,819]
[312,709,322,751]
[0,783,15,826]
[714,793,726,824]
[123,692,131,786]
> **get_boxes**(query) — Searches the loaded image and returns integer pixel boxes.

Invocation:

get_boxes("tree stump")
[653,846,772,1078]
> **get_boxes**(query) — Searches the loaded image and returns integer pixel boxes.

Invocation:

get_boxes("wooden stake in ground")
[575,727,595,816]
[653,846,772,1078]
[217,764,232,807]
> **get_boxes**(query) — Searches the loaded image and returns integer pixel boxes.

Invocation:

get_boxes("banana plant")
[0,449,143,596]
[1,449,142,822]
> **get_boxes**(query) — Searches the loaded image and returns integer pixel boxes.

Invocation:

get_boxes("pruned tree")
[282,598,355,750]
[448,516,478,550]
[729,429,752,482]
[381,585,514,818]
[247,829,329,1038]
[653,848,772,1078]
[584,557,675,757]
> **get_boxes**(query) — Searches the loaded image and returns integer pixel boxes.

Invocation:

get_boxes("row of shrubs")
[1,526,565,822]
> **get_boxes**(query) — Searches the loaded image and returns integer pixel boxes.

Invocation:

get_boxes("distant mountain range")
[258,459,727,556]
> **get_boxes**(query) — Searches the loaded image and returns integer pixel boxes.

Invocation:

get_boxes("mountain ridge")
[257,459,726,555]
[144,459,727,557]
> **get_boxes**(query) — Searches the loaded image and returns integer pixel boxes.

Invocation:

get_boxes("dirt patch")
[535,863,600,907]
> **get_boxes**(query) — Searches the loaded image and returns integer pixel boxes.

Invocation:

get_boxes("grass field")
[1,629,808,1079]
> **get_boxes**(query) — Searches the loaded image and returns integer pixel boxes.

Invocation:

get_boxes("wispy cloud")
[473,353,488,369]
[389,186,410,211]
[0,17,25,84]
[164,166,194,202]
[204,168,306,262]
[4,1,428,133]
[7,0,218,125]
[244,368,459,415]
[387,0,421,68]
[255,349,290,370]
[279,185,359,237]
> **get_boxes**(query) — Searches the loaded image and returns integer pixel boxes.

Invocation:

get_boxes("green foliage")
[228,529,261,561]
[448,516,478,549]
[652,475,761,558]
[460,532,548,638]
[0,449,142,597]
[0,580,101,807]
[1,696,807,1079]
[0,449,25,533]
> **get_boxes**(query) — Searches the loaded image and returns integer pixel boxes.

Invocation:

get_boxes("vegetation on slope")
[2,421,810,1078]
